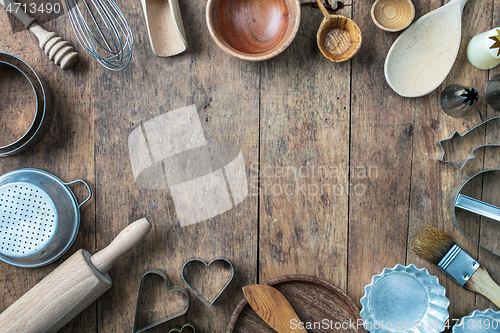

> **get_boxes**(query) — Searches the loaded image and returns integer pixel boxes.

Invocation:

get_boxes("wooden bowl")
[371,0,414,32]
[317,15,362,63]
[206,0,301,61]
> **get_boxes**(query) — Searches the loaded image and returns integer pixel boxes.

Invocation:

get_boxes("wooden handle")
[1,0,36,28]
[90,218,152,274]
[0,0,79,69]
[0,250,112,333]
[316,0,330,18]
[243,284,308,333]
[465,266,500,308]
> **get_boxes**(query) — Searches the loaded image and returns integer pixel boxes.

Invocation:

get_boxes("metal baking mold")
[0,168,91,267]
[440,85,478,118]
[169,322,195,333]
[453,309,500,333]
[0,53,53,156]
[133,269,191,333]
[182,258,234,307]
[451,169,500,257]
[360,264,450,333]
[438,116,500,169]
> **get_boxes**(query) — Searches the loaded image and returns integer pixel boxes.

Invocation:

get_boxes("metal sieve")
[0,168,91,268]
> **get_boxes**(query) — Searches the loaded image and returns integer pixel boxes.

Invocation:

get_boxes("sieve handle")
[65,179,92,209]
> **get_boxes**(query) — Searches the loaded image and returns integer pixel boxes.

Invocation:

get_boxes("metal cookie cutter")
[182,258,234,307]
[439,116,500,169]
[0,53,54,156]
[451,169,500,257]
[169,322,196,333]
[133,269,191,333]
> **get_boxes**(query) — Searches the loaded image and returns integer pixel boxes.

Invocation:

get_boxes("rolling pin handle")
[90,218,152,274]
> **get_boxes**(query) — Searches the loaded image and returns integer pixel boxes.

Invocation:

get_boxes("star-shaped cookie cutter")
[439,116,500,169]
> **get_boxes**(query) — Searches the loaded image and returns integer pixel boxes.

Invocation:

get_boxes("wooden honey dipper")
[0,0,79,70]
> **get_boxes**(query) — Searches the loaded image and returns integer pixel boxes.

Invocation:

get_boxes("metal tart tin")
[360,264,450,333]
[453,309,500,333]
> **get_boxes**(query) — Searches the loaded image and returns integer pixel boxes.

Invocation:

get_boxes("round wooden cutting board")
[227,274,367,333]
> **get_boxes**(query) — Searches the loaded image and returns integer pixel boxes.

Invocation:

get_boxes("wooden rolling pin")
[0,218,152,333]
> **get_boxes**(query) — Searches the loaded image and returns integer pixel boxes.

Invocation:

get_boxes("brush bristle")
[413,225,455,265]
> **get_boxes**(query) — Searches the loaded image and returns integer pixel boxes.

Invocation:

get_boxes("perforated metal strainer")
[0,168,91,268]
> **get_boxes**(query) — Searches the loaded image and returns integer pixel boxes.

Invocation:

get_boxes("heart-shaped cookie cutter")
[133,269,191,333]
[169,322,196,333]
[182,258,234,307]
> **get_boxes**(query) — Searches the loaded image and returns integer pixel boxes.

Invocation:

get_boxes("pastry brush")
[413,225,500,307]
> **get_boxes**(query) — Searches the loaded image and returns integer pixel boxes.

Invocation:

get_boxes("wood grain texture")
[406,0,495,322]
[1,0,499,332]
[140,0,187,57]
[243,284,307,333]
[259,2,351,291]
[384,0,468,97]
[0,250,111,333]
[229,275,365,333]
[371,0,415,32]
[94,1,258,332]
[206,0,301,61]
[0,5,96,333]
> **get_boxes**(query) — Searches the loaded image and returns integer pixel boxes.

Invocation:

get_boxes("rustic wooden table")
[1,0,499,332]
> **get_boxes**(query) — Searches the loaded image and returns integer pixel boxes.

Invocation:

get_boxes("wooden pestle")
[0,0,79,70]
[0,218,152,333]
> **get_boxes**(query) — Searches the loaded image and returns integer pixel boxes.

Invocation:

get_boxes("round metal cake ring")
[360,264,450,333]
[0,169,91,268]
[0,53,54,156]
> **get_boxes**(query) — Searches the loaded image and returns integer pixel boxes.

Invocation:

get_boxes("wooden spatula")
[243,284,308,333]
[384,0,469,97]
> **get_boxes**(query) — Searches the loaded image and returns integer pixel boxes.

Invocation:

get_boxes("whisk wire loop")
[63,0,133,71]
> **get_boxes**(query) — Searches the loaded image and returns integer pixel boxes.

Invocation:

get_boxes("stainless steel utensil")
[0,53,53,156]
[440,85,478,118]
[0,168,91,267]
[63,0,133,71]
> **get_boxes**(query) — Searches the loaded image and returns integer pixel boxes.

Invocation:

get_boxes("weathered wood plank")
[258,3,351,293]
[407,0,494,322]
[348,0,414,309]
[93,1,258,332]
[0,7,96,333]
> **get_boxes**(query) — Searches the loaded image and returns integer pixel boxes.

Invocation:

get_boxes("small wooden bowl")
[371,0,415,32]
[206,0,301,61]
[315,0,361,63]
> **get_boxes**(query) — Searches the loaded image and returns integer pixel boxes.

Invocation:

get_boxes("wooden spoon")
[384,0,468,97]
[243,284,308,333]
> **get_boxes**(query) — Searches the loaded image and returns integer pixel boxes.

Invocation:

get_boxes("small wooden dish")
[206,0,301,61]
[316,0,362,63]
[227,274,366,333]
[371,0,414,32]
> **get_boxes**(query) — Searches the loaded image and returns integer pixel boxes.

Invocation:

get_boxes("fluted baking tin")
[360,264,450,333]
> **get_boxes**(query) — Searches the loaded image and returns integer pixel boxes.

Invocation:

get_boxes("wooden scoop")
[384,0,468,97]
[243,284,308,333]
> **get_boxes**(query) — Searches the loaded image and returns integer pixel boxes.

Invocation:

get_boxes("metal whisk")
[63,0,133,71]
